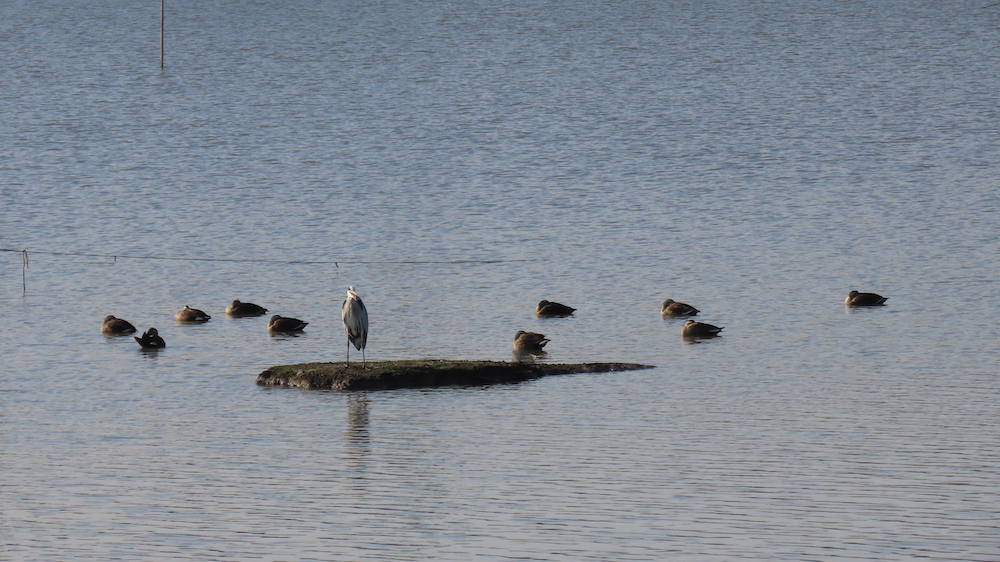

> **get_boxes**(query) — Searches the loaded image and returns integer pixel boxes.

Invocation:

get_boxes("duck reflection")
[512,349,546,363]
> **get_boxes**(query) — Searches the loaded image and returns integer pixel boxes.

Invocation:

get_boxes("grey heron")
[342,286,368,367]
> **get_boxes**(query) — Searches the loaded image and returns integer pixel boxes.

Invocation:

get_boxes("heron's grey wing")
[354,299,369,349]
[358,300,369,334]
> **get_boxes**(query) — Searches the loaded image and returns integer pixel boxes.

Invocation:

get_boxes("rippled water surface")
[2,0,999,559]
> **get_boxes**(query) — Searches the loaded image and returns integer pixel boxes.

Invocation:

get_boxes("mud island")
[257,359,655,391]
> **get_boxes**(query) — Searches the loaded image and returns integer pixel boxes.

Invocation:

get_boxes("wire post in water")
[160,0,165,68]
[21,249,29,296]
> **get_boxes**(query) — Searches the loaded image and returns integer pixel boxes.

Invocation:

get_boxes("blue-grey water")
[2,0,999,559]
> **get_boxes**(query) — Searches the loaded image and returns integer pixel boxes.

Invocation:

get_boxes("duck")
[845,290,888,307]
[134,327,166,349]
[175,305,211,323]
[535,300,576,317]
[225,300,268,317]
[513,330,550,353]
[268,314,309,333]
[101,315,137,335]
[682,319,724,338]
[661,299,699,317]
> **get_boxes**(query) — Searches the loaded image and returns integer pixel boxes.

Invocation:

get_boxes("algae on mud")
[256,359,655,390]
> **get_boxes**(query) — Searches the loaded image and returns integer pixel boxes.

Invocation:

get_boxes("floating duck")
[225,300,268,317]
[134,327,166,349]
[535,300,576,317]
[101,315,137,335]
[175,305,211,323]
[513,330,550,353]
[682,319,724,338]
[845,290,888,307]
[661,299,699,317]
[268,315,309,333]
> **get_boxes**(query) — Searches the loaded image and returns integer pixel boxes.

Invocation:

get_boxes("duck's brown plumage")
[225,300,268,317]
[681,319,724,338]
[268,315,309,333]
[535,300,576,317]
[661,299,699,317]
[134,327,166,349]
[845,290,888,307]
[513,330,550,352]
[102,315,137,335]
[175,305,211,323]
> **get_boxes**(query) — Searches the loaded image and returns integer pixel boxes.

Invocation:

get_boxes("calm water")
[2,0,999,559]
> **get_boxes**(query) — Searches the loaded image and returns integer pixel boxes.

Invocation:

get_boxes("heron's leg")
[346,337,350,367]
[362,347,366,368]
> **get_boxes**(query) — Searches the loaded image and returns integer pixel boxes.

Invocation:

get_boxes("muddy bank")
[256,359,655,390]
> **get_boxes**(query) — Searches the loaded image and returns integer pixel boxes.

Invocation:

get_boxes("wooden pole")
[160,0,165,68]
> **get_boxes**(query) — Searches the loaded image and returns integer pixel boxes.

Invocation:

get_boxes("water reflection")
[101,333,134,343]
[345,392,370,445]
[845,306,890,316]
[268,332,308,339]
[682,337,717,345]
[682,333,724,345]
[343,392,371,493]
[3,0,998,558]
[512,350,546,363]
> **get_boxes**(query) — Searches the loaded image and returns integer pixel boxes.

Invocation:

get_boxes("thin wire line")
[0,247,526,266]
[3,247,527,295]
